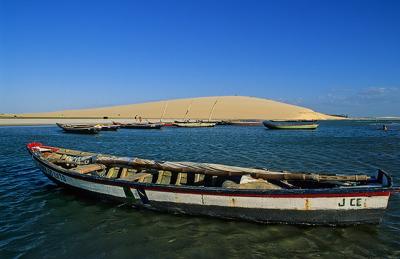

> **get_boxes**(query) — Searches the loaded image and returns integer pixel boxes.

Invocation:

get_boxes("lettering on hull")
[338,198,363,207]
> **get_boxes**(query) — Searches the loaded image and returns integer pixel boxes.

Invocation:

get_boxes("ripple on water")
[0,122,400,258]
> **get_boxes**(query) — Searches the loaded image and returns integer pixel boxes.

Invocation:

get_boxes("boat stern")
[376,169,393,188]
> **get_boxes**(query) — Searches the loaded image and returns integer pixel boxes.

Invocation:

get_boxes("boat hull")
[228,121,262,126]
[124,124,162,129]
[56,123,100,134]
[263,121,319,130]
[99,126,119,131]
[173,122,216,128]
[31,154,392,225]
[61,128,100,134]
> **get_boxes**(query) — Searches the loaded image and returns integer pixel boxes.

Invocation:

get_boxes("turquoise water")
[0,121,400,258]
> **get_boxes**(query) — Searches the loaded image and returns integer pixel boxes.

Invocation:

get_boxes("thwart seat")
[121,172,153,183]
[72,164,106,174]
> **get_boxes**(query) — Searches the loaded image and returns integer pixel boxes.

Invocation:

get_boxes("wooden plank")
[93,155,370,182]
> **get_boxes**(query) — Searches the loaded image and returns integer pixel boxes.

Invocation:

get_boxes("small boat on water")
[95,124,120,131]
[216,120,232,125]
[227,120,262,126]
[27,142,399,225]
[173,120,216,128]
[56,123,101,134]
[112,122,163,129]
[263,120,319,130]
[125,123,163,129]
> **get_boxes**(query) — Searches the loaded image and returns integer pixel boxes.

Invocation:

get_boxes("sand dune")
[6,96,339,121]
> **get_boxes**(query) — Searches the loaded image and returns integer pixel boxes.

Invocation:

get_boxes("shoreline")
[0,118,171,127]
[3,117,399,127]
[2,116,398,127]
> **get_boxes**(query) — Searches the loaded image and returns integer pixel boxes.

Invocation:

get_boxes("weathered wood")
[120,172,152,182]
[71,164,106,174]
[41,146,371,182]
[91,155,370,182]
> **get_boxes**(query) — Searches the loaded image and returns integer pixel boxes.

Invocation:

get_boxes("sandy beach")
[0,119,165,126]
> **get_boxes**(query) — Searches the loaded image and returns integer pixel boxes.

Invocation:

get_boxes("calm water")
[1,121,400,258]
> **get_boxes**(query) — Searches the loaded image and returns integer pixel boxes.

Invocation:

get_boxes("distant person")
[383,125,388,131]
[139,116,142,123]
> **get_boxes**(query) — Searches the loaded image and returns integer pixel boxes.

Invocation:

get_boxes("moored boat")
[95,124,120,131]
[112,122,163,129]
[124,123,163,129]
[56,123,101,134]
[263,120,319,130]
[173,120,216,128]
[226,120,262,126]
[27,142,399,225]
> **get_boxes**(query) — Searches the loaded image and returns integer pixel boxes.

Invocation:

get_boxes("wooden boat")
[124,123,163,129]
[227,120,262,126]
[216,120,231,125]
[27,142,399,225]
[112,122,163,129]
[112,121,123,126]
[263,120,319,130]
[95,124,120,131]
[56,123,100,134]
[173,120,216,128]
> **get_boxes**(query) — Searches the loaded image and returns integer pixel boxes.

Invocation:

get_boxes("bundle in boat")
[89,155,370,183]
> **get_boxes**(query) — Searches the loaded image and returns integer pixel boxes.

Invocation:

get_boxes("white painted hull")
[173,122,216,127]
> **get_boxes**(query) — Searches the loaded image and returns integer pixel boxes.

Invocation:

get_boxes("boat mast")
[183,100,193,121]
[208,98,218,121]
[160,101,168,122]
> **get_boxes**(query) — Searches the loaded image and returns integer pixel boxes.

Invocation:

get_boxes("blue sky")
[1,0,399,116]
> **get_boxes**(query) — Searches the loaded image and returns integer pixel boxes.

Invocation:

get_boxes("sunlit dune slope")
[18,96,339,120]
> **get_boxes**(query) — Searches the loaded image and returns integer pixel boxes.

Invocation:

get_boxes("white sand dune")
[3,96,340,123]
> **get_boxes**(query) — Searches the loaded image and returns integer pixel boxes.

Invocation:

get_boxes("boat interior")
[36,147,384,190]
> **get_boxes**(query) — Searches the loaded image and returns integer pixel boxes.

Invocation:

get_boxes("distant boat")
[56,123,100,134]
[215,120,232,125]
[95,124,120,131]
[27,142,400,225]
[125,123,163,129]
[263,120,319,130]
[112,121,163,129]
[226,120,262,126]
[173,120,216,128]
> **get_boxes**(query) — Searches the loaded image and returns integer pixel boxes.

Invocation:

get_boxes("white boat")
[173,121,216,128]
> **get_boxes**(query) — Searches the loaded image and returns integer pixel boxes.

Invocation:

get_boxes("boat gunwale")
[29,148,396,198]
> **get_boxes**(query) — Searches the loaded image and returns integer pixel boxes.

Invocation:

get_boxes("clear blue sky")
[1,0,399,116]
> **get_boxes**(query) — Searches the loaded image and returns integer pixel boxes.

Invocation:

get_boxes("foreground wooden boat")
[27,142,399,225]
[263,120,319,130]
[56,123,101,134]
